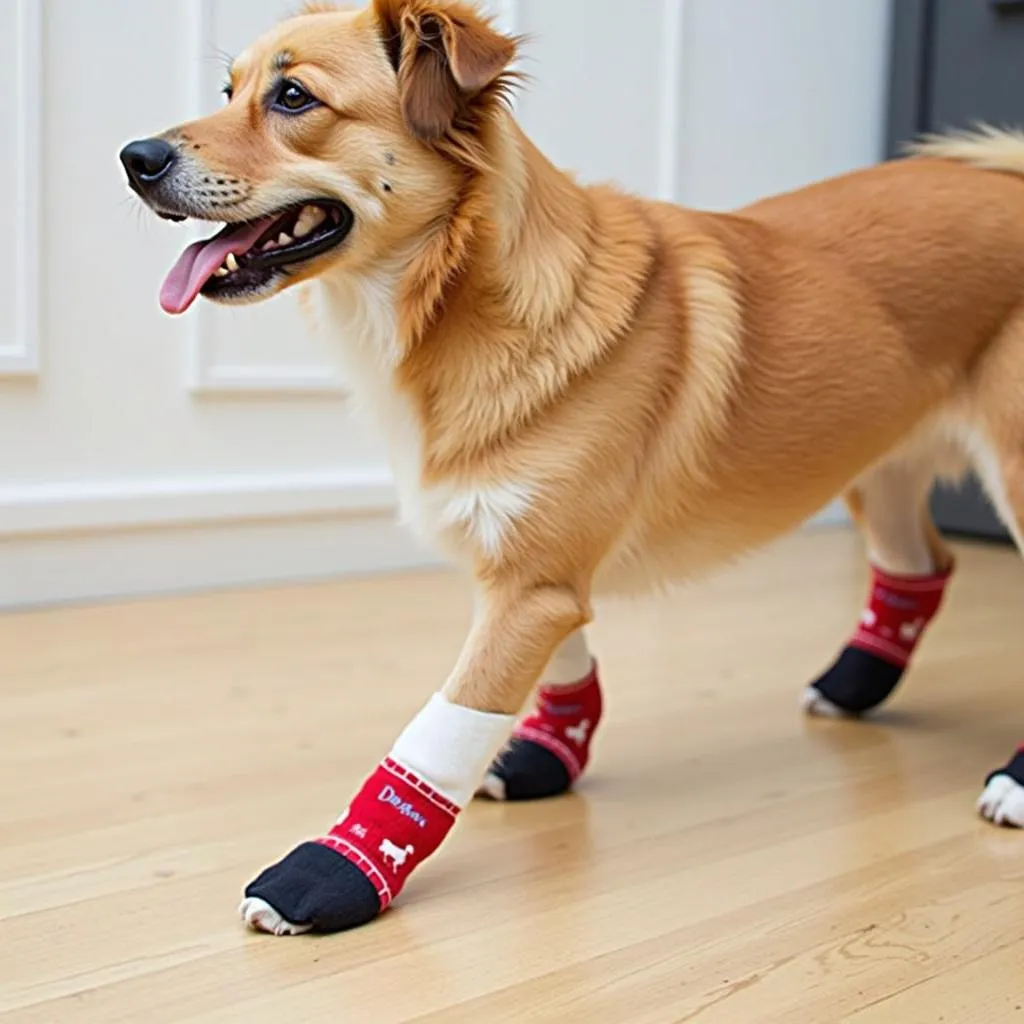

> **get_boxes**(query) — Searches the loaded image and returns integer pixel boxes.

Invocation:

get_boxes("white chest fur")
[316,274,533,558]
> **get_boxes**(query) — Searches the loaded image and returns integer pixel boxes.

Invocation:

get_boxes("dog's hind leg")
[803,446,956,718]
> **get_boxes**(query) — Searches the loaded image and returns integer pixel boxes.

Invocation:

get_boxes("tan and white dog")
[121,0,1024,936]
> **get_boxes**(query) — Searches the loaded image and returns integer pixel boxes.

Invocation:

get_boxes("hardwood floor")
[2,529,1023,1023]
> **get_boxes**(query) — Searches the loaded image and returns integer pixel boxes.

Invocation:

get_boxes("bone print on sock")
[806,564,952,716]
[480,667,603,801]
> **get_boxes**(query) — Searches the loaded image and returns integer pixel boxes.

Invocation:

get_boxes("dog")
[121,0,1024,937]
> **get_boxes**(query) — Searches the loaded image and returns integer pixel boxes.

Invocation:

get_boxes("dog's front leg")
[240,579,590,935]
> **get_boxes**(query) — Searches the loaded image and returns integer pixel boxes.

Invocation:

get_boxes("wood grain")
[1,530,1022,1022]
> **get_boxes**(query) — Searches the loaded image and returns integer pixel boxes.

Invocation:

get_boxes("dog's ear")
[374,0,518,141]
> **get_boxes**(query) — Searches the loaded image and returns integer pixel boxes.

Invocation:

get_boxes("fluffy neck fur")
[391,113,658,476]
[316,106,660,490]
[399,114,593,346]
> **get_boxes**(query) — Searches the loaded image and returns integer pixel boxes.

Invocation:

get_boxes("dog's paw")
[477,771,507,800]
[240,896,312,937]
[804,647,905,716]
[978,773,1024,828]
[242,841,382,935]
[477,737,573,801]
[800,685,851,719]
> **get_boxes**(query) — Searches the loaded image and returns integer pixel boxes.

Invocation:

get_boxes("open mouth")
[159,200,353,315]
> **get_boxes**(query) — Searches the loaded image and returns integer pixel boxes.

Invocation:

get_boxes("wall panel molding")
[186,329,350,396]
[0,0,42,376]
[184,0,348,397]
[0,468,397,538]
[0,464,846,544]
[657,0,687,203]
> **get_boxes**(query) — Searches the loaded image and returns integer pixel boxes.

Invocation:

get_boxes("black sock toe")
[245,842,381,934]
[986,751,1024,788]
[811,646,905,715]
[487,737,573,800]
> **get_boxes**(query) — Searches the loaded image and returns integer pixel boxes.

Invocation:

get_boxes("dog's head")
[120,1,518,315]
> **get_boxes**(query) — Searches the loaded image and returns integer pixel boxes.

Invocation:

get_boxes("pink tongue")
[159,217,278,315]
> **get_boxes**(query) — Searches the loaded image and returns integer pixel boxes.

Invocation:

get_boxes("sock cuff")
[868,562,955,593]
[391,694,515,808]
[543,631,595,687]
[538,663,599,699]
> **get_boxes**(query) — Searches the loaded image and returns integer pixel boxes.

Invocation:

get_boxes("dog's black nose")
[119,138,177,186]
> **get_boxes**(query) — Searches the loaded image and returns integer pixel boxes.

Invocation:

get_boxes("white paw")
[800,686,850,719]
[977,774,1024,828]
[476,772,507,801]
[239,896,312,936]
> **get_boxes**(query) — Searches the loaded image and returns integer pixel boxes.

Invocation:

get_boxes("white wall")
[0,0,889,609]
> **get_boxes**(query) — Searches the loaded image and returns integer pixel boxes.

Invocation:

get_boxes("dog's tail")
[909,125,1024,177]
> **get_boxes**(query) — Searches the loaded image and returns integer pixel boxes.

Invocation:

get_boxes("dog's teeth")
[278,232,293,246]
[262,239,278,251]
[225,253,239,272]
[294,205,326,238]
[214,267,230,277]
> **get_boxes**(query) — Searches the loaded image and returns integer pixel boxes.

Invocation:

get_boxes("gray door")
[888,0,1024,542]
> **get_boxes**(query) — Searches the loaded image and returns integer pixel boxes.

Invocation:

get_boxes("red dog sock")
[481,666,604,800]
[809,564,952,714]
[849,564,952,667]
[515,670,603,780]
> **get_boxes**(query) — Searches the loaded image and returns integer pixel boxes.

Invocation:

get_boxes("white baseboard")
[1,513,438,611]
[0,469,442,610]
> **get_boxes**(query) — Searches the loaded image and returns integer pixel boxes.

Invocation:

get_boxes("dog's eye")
[273,79,318,114]
[221,83,233,103]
